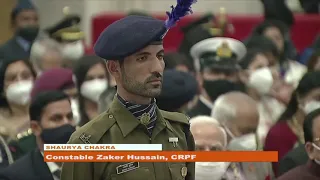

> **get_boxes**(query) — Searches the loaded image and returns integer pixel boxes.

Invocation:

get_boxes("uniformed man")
[187,37,247,117]
[0,0,39,61]
[61,1,196,179]
[0,91,76,180]
[45,7,85,64]
[178,14,215,67]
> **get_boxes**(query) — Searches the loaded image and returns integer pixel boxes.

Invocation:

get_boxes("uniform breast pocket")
[110,167,155,180]
[169,163,187,180]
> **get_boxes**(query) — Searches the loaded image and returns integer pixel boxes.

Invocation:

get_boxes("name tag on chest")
[116,162,140,175]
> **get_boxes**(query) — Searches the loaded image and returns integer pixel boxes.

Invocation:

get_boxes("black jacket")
[278,144,309,177]
[0,37,30,61]
[0,149,53,180]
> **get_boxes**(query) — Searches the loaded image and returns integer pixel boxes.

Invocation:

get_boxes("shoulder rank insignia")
[216,42,232,58]
[16,128,32,140]
[140,113,150,126]
[79,133,91,144]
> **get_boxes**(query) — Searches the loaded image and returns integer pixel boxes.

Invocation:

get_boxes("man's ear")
[30,120,42,136]
[106,61,120,77]
[305,142,315,160]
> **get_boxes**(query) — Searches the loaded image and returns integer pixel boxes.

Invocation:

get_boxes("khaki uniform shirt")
[61,98,195,180]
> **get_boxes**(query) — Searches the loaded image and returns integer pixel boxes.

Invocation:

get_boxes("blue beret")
[11,0,36,20]
[94,15,167,60]
[156,69,198,111]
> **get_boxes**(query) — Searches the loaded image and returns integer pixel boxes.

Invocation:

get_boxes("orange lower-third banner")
[44,151,278,162]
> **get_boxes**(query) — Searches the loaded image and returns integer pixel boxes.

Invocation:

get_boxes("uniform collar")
[16,36,31,51]
[40,152,60,173]
[109,96,168,138]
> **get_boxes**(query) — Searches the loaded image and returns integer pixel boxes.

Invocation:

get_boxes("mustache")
[146,72,163,82]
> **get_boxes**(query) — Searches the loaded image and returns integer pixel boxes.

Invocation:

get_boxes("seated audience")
[30,37,64,75]
[264,71,320,176]
[156,69,198,113]
[277,108,320,179]
[278,101,320,176]
[210,92,274,179]
[8,68,78,160]
[73,55,109,126]
[189,116,228,180]
[187,37,246,117]
[244,35,279,66]
[211,92,259,146]
[239,48,283,143]
[0,91,76,180]
[252,20,306,88]
[0,57,36,141]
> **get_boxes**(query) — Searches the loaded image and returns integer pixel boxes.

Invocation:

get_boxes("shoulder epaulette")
[16,128,33,140]
[160,110,190,125]
[69,111,116,144]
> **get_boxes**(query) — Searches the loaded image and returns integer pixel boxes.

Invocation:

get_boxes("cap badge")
[216,42,232,58]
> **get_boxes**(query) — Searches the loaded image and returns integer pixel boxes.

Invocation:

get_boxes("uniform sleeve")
[184,125,195,180]
[61,162,94,180]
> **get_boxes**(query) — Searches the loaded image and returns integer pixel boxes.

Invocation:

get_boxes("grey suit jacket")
[226,141,275,180]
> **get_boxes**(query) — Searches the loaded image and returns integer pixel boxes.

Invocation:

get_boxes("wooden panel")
[0,0,17,44]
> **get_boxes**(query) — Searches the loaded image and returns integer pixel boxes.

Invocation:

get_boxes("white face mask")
[71,99,81,125]
[303,100,320,114]
[6,80,33,105]
[195,162,230,180]
[247,67,273,95]
[81,79,108,102]
[228,133,257,151]
[62,41,84,60]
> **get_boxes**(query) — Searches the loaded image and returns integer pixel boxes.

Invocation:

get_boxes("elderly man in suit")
[277,108,320,179]
[211,92,274,180]
[0,0,39,61]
